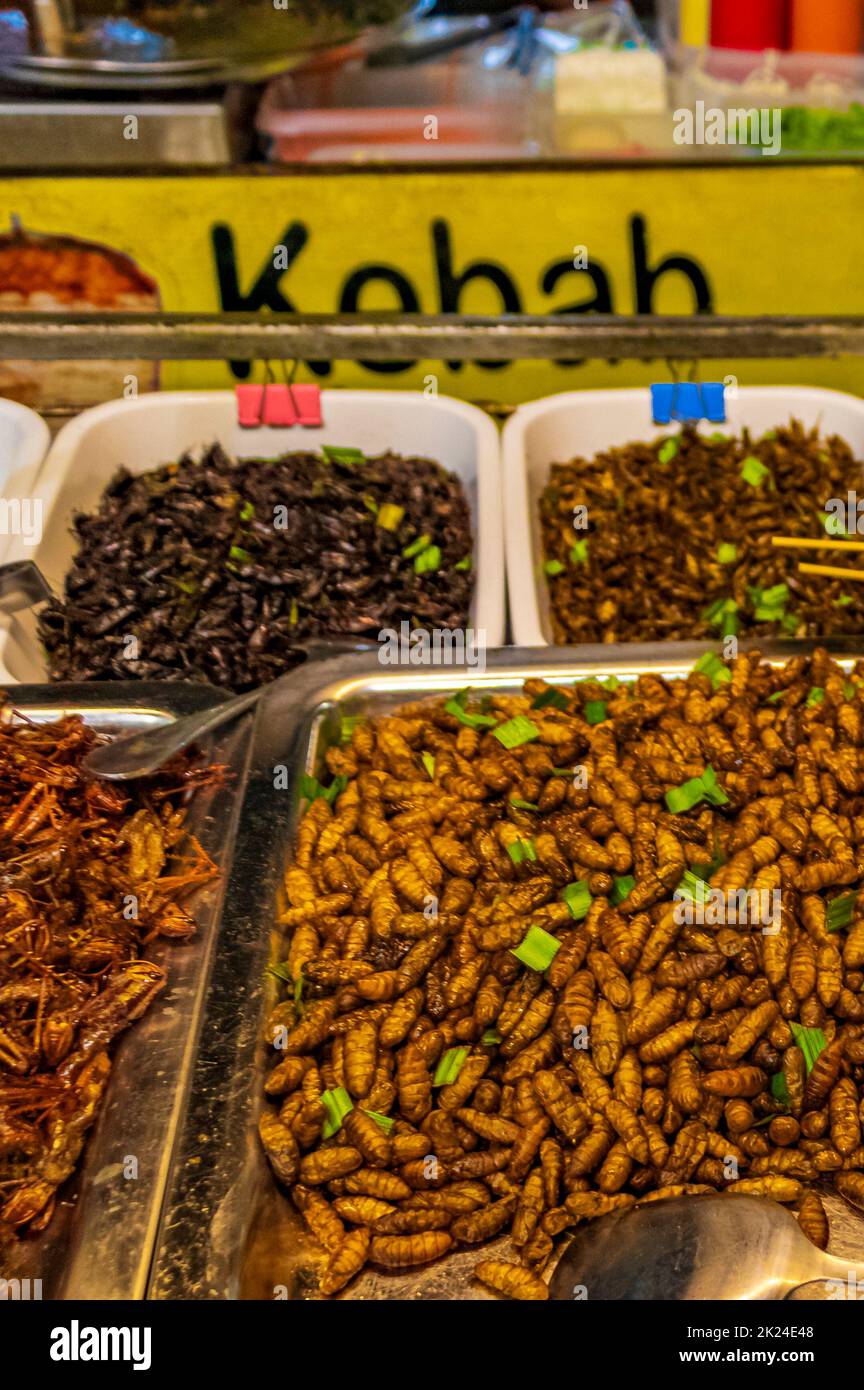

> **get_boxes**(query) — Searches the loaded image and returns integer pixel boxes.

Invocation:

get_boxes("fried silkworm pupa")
[318,1228,371,1296]
[473,1260,549,1301]
[796,1192,829,1251]
[298,1147,362,1185]
[834,1171,864,1211]
[369,1231,453,1268]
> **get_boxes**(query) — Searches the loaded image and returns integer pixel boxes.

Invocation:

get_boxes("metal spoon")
[548,1195,864,1301]
[82,640,378,781]
[82,684,264,780]
[0,560,53,614]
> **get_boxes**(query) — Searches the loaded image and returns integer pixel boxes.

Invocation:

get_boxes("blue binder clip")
[650,383,675,425]
[650,381,726,425]
[700,382,726,423]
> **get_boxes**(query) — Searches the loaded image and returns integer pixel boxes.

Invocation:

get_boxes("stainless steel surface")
[0,560,53,614]
[0,2,415,90]
[83,645,376,780]
[0,100,233,166]
[150,639,864,1301]
[0,682,255,1301]
[2,313,864,362]
[548,1196,864,1301]
[84,685,264,780]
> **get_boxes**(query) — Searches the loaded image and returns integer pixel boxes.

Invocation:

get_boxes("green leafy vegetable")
[511,925,561,972]
[610,875,635,906]
[340,714,363,745]
[228,545,253,564]
[741,455,769,487]
[562,880,592,920]
[493,716,540,749]
[414,544,441,575]
[433,1047,469,1088]
[321,1086,354,1139]
[665,765,728,814]
[364,1110,395,1133]
[402,533,431,559]
[322,446,366,465]
[827,892,857,933]
[444,688,496,730]
[789,1023,827,1075]
[506,838,537,865]
[532,687,569,711]
[300,772,348,805]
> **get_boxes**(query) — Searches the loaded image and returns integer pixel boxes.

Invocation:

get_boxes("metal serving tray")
[151,641,864,1301]
[0,682,254,1301]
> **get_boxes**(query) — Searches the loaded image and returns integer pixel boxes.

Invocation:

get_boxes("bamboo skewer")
[799,562,864,583]
[772,536,864,554]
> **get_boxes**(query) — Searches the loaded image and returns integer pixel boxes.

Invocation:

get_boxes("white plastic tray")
[0,389,503,683]
[503,385,864,647]
[0,396,50,565]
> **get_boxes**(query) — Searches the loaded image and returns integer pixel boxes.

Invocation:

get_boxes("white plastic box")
[503,385,864,647]
[0,396,50,565]
[0,389,504,683]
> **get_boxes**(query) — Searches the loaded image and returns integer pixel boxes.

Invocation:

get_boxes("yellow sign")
[1,164,863,404]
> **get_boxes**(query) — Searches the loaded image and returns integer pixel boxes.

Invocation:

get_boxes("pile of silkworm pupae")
[259,648,864,1300]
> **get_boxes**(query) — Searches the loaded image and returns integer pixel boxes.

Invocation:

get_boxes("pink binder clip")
[290,384,322,427]
[262,384,298,427]
[236,385,264,428]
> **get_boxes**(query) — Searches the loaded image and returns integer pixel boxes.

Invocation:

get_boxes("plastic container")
[502,385,864,647]
[257,59,534,163]
[0,389,503,683]
[0,395,50,563]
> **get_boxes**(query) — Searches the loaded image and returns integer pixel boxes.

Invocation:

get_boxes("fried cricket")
[0,707,219,1237]
[261,649,864,1298]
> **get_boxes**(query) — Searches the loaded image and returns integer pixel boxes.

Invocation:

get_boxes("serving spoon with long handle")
[81,640,378,781]
[548,1194,864,1301]
[0,560,54,614]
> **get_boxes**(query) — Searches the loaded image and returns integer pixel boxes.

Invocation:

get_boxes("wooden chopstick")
[772,536,864,554]
[799,562,864,583]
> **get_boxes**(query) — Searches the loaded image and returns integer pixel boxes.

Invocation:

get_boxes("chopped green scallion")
[493,716,540,749]
[789,1023,827,1075]
[322,446,365,465]
[741,455,769,487]
[433,1047,468,1088]
[321,1087,354,1139]
[562,880,592,920]
[511,925,561,972]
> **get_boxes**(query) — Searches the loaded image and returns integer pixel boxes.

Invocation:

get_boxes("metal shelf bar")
[2,312,864,361]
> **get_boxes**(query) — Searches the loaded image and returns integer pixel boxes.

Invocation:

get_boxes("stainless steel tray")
[150,641,864,1301]
[0,682,254,1301]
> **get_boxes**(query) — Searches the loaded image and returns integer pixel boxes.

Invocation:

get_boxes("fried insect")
[473,1259,549,1301]
[369,1232,453,1268]
[318,1227,371,1296]
[0,710,219,1237]
[262,651,864,1298]
[797,1192,829,1250]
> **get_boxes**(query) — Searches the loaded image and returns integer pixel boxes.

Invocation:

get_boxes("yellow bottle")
[679,0,711,46]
